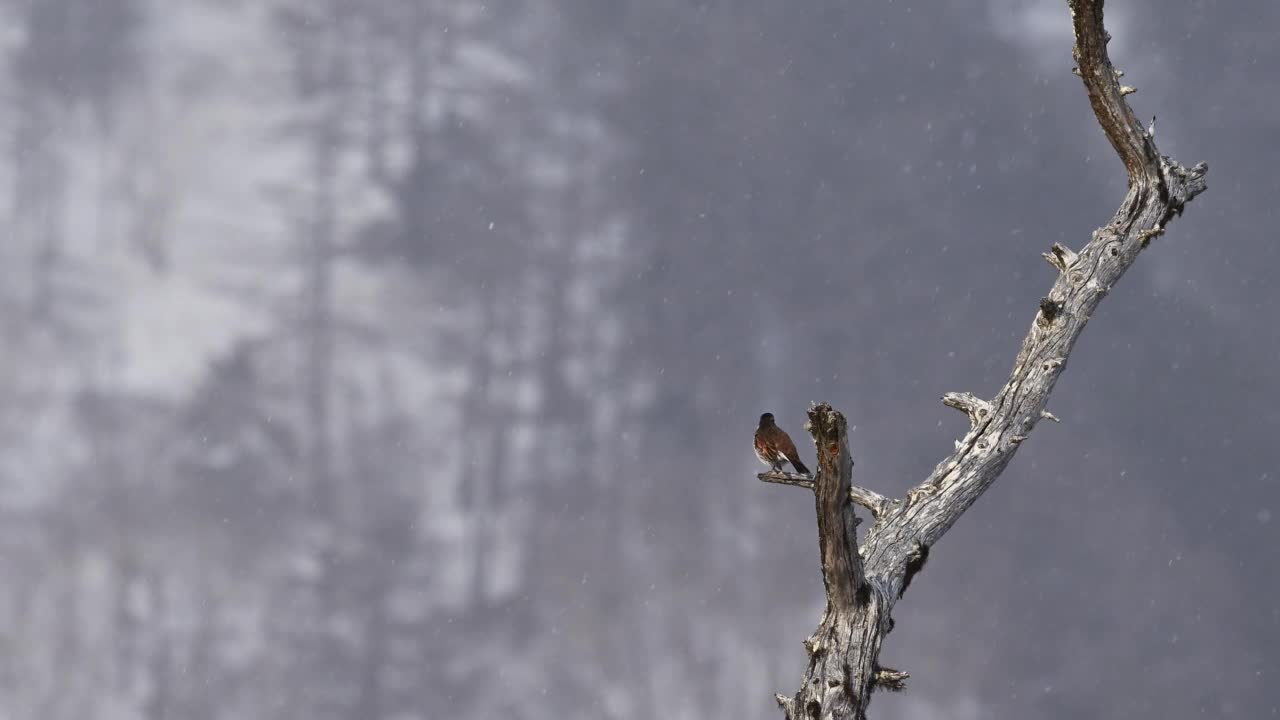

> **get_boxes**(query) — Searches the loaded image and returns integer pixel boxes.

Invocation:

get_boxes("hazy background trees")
[0,1,1275,718]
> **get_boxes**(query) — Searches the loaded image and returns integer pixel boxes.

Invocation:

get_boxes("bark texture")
[758,2,1207,718]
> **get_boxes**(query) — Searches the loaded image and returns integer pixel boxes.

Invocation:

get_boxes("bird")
[754,412,810,475]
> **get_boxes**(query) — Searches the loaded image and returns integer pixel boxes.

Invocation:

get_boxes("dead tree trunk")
[758,2,1208,718]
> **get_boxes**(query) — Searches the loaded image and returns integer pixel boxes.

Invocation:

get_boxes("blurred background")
[0,0,1276,718]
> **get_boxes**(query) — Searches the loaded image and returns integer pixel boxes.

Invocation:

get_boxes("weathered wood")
[773,404,890,720]
[758,470,892,518]
[759,2,1206,717]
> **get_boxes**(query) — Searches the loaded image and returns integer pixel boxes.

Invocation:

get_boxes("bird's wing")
[776,430,801,459]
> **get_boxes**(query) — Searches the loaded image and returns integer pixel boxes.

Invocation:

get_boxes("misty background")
[0,0,1276,718]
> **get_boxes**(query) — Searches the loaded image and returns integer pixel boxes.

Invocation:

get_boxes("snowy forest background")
[0,1,1276,718]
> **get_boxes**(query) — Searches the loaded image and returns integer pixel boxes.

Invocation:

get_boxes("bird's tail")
[789,457,811,476]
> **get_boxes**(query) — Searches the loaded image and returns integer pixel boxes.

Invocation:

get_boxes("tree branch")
[849,485,893,519]
[941,391,992,429]
[757,471,893,518]
[762,2,1207,718]
[774,404,892,720]
[897,0,1206,550]
[756,470,814,489]
[808,405,864,613]
[1069,0,1159,185]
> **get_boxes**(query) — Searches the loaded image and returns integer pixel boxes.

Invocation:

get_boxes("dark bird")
[754,412,810,475]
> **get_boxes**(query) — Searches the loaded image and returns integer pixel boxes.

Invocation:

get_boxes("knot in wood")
[1038,296,1064,326]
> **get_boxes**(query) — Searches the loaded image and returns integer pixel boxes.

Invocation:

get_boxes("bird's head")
[758,412,775,427]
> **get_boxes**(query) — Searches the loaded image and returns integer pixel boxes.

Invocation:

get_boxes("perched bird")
[754,412,811,475]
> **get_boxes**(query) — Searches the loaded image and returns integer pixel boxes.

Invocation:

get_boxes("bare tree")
[757,3,1208,718]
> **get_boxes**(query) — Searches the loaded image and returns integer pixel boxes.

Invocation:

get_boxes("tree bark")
[760,2,1207,718]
